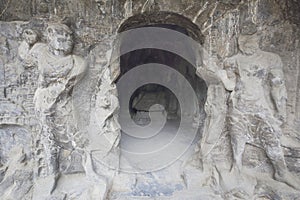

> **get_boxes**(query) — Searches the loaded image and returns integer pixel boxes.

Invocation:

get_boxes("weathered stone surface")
[0,0,300,199]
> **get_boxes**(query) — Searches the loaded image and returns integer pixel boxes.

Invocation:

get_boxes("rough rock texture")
[0,0,300,199]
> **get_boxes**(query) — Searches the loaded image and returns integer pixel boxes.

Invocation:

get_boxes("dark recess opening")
[117,24,207,125]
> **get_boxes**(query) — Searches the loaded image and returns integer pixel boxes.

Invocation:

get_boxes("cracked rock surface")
[0,0,300,199]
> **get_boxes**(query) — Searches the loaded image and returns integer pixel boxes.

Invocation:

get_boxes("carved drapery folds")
[195,26,300,195]
[0,1,299,198]
[18,23,91,198]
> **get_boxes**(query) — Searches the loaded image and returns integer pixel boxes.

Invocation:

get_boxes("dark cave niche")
[129,83,180,125]
[117,23,207,126]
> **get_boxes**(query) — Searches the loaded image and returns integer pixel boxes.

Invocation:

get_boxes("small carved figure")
[218,31,300,189]
[196,57,227,167]
[18,23,87,193]
[0,147,32,199]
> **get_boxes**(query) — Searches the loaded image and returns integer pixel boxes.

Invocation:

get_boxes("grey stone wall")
[0,0,299,199]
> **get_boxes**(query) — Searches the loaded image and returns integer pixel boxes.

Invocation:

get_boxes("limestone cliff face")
[0,0,300,199]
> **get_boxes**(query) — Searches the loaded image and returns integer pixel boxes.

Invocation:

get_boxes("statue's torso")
[230,51,277,112]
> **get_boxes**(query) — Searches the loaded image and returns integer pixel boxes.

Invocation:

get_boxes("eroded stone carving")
[86,40,121,177]
[195,56,228,172]
[0,146,33,200]
[217,32,300,189]
[18,23,87,196]
[0,1,299,198]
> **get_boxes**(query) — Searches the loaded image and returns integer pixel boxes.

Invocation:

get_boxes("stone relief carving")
[188,25,300,198]
[86,40,121,178]
[216,32,300,189]
[195,56,228,169]
[18,23,88,197]
[9,21,122,200]
[0,1,300,198]
[0,146,33,200]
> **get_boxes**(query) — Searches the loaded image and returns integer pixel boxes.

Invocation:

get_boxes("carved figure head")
[46,23,73,55]
[22,29,38,45]
[238,33,260,55]
[238,21,260,55]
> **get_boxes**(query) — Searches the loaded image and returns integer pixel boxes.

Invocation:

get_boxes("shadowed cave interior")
[117,24,208,152]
